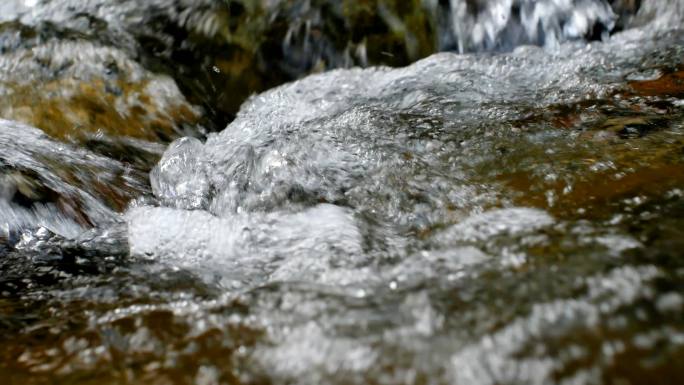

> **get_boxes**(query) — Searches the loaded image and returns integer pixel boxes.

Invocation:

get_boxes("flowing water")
[1,1,684,384]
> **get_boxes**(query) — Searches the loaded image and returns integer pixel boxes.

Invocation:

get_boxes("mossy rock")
[0,38,201,147]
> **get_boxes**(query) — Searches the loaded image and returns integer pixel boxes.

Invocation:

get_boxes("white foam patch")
[438,207,555,243]
[448,265,661,385]
[253,322,377,383]
[127,204,370,287]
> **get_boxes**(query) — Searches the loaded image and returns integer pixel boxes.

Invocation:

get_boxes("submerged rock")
[151,26,684,228]
[126,11,684,384]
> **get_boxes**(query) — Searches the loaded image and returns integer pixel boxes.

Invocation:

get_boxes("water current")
[1,1,684,384]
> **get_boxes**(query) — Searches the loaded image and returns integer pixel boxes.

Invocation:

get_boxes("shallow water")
[2,1,684,385]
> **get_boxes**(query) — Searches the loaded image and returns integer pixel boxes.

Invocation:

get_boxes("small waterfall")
[435,0,617,52]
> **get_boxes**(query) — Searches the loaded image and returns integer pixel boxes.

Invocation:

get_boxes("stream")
[1,1,684,384]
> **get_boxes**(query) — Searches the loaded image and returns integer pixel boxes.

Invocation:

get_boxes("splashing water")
[1,1,684,385]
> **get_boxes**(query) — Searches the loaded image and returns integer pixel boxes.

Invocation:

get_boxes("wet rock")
[0,0,439,126]
[0,0,648,126]
[629,68,684,97]
[0,119,148,238]
[0,39,201,146]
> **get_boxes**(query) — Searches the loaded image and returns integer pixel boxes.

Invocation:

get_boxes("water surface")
[1,1,684,384]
